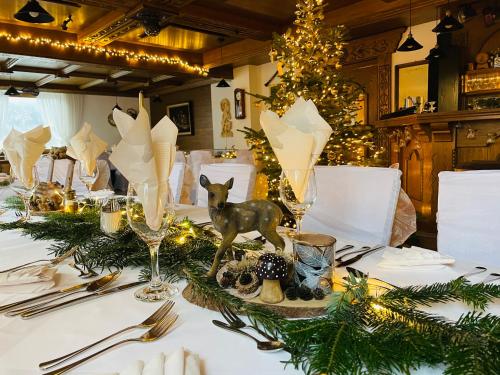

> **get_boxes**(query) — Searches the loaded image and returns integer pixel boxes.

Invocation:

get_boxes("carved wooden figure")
[200,174,285,278]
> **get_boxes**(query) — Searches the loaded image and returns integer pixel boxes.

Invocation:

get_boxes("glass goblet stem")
[295,213,303,237]
[21,195,31,221]
[148,243,162,290]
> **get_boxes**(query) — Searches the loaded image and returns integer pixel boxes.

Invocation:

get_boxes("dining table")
[0,205,498,375]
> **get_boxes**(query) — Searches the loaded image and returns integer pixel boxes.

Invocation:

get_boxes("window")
[0,96,45,145]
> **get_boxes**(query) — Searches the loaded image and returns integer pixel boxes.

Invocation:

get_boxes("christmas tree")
[242,0,382,225]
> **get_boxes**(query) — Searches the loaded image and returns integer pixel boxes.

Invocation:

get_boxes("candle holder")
[100,198,122,235]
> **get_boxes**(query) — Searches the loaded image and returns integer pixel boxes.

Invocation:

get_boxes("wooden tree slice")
[182,283,328,318]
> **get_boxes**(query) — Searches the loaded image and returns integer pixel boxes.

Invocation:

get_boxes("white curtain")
[0,92,9,148]
[39,92,84,146]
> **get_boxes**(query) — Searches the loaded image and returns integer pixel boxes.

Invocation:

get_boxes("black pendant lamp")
[432,1,463,33]
[397,0,423,52]
[112,96,122,111]
[426,44,445,60]
[5,86,20,96]
[15,0,54,24]
[5,76,20,96]
[426,8,445,60]
[216,79,230,88]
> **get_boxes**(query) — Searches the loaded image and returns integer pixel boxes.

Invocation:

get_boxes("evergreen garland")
[1,208,499,375]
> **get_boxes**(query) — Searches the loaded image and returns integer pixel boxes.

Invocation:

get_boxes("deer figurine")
[200,174,285,278]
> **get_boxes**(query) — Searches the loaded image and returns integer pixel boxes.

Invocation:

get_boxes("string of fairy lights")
[0,32,208,76]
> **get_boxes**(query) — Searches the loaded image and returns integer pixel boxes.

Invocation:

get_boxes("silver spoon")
[212,320,284,351]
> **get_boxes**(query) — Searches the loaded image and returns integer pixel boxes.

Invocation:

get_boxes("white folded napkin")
[67,122,108,175]
[260,97,332,201]
[118,348,200,375]
[109,92,178,231]
[378,246,455,269]
[2,126,51,188]
[0,265,57,294]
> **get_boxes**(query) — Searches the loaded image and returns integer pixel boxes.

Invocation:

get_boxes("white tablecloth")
[0,206,498,375]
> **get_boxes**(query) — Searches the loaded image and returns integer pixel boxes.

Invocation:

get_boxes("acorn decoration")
[256,253,288,304]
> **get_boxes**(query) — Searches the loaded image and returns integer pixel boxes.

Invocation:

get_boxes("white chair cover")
[302,165,401,245]
[175,151,186,163]
[196,163,256,207]
[186,150,218,204]
[169,161,186,204]
[437,170,500,264]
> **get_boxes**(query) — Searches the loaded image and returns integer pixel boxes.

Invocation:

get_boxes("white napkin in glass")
[0,265,56,294]
[109,92,178,230]
[118,348,200,375]
[378,246,455,269]
[67,122,107,175]
[260,97,332,201]
[2,126,51,187]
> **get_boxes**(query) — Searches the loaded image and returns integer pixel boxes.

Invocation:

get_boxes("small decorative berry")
[220,277,233,289]
[298,286,313,301]
[285,287,298,300]
[313,288,325,300]
[239,272,253,285]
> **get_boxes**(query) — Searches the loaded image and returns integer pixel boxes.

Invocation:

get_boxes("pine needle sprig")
[380,278,500,310]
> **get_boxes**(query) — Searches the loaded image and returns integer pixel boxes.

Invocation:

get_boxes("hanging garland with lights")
[0,200,499,375]
[0,32,208,76]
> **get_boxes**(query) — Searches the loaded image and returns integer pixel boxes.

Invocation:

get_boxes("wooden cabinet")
[374,109,500,248]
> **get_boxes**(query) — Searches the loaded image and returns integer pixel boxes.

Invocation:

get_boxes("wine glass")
[0,171,12,217]
[77,161,99,199]
[126,182,177,302]
[8,166,39,221]
[279,168,317,239]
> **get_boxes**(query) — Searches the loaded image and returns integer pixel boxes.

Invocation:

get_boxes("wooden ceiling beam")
[142,77,185,96]
[0,24,204,76]
[173,2,283,40]
[36,64,82,87]
[324,0,454,36]
[3,58,21,70]
[0,79,139,97]
[79,79,106,89]
[1,65,150,83]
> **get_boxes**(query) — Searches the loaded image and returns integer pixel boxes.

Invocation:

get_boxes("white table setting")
[0,94,498,375]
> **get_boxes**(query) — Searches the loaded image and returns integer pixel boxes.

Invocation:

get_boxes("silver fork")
[460,266,487,279]
[39,300,175,370]
[0,246,77,273]
[219,305,278,342]
[335,245,383,262]
[42,312,178,375]
[483,273,500,283]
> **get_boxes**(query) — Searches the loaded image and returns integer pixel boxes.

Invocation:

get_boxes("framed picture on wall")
[167,102,194,136]
[234,89,245,119]
[395,60,429,110]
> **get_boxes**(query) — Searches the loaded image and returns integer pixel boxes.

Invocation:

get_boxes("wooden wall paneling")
[150,84,213,151]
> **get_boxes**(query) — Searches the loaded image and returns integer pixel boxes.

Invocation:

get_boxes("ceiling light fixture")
[5,76,20,96]
[216,79,230,88]
[427,8,445,60]
[432,1,464,33]
[215,45,231,87]
[14,0,54,24]
[397,0,423,52]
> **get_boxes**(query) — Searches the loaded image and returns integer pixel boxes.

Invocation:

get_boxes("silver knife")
[20,281,146,319]
[0,277,106,313]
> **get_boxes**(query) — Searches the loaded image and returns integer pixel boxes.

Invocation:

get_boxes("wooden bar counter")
[374,108,500,248]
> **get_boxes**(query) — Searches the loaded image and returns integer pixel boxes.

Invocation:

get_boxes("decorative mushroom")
[256,253,288,304]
